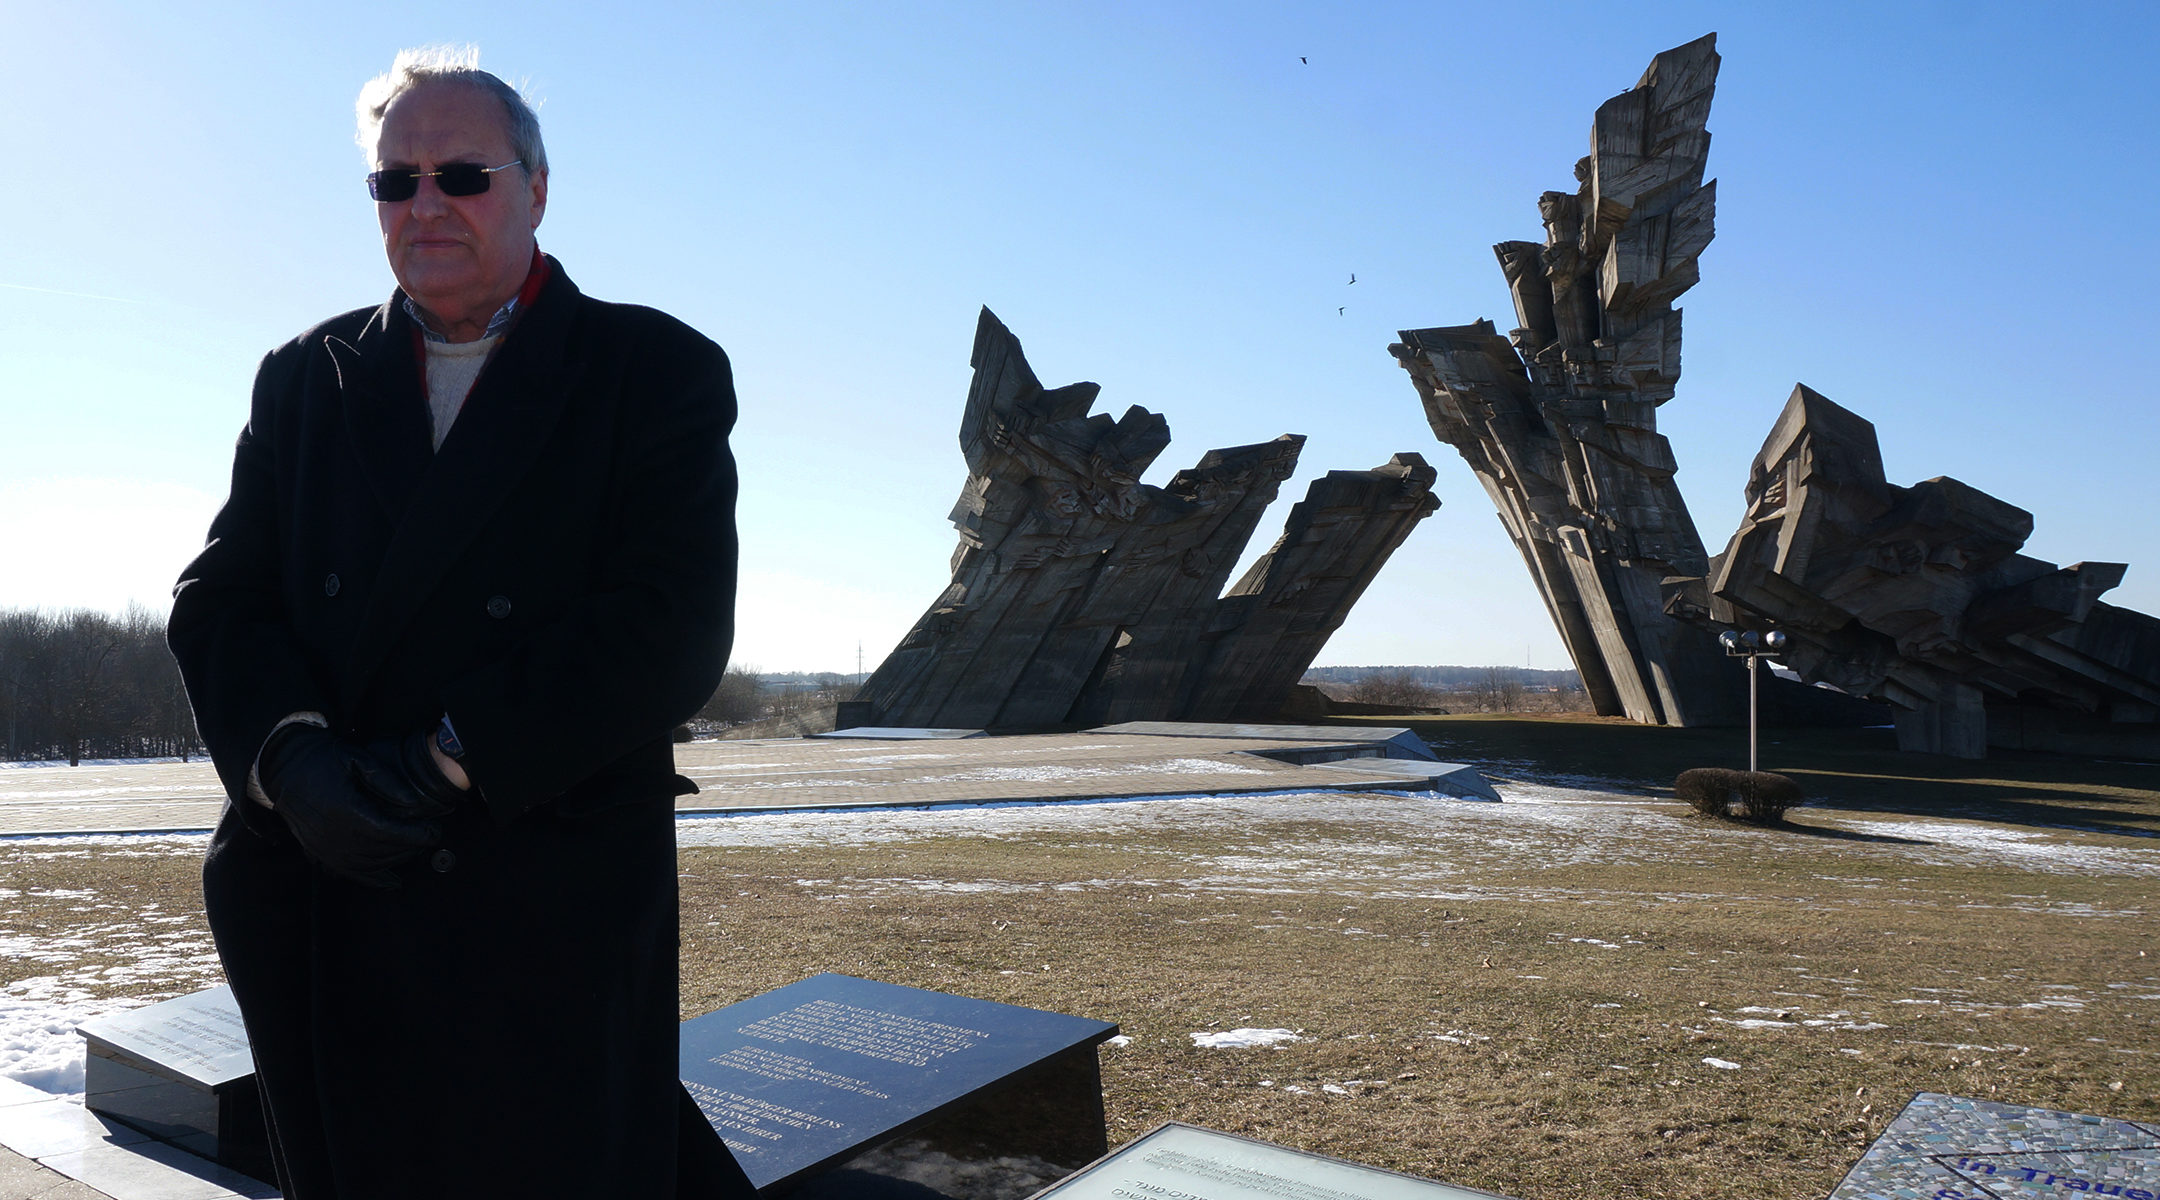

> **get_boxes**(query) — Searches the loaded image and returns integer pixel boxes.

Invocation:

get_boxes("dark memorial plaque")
[76,985,272,1181]
[1033,1123,1520,1200]
[680,973,1119,1192]
[73,974,1115,1195]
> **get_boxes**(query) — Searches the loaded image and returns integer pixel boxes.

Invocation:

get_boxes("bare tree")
[1470,667,1526,713]
[55,611,125,765]
[697,664,765,726]
[1347,669,1441,709]
[0,606,202,763]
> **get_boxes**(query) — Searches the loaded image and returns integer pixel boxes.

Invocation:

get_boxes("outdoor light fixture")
[1719,627,1788,772]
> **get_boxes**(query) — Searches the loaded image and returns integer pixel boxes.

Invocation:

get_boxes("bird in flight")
[1338,306,1345,316]
[1348,273,1357,285]
[1299,56,1308,64]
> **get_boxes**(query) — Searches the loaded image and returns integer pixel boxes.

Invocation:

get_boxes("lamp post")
[1717,629,1788,773]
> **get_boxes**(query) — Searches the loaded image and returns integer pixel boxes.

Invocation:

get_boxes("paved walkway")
[0,1076,269,1200]
[0,726,1488,837]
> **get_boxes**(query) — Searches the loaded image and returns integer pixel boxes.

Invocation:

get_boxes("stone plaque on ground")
[681,973,1119,1192]
[76,984,271,1181]
[1033,1123,1518,1200]
[1828,1092,2160,1199]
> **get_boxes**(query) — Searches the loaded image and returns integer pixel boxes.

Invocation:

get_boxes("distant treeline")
[1301,664,1582,688]
[1,606,203,765]
[0,614,1592,763]
[751,671,869,690]
[1302,663,1589,714]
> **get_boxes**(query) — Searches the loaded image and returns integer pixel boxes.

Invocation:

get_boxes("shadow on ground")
[1330,713,2160,838]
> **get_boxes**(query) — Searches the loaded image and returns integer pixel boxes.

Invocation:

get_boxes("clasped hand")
[257,725,465,888]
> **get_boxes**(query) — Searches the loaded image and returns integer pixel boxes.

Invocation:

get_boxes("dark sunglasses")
[367,159,524,203]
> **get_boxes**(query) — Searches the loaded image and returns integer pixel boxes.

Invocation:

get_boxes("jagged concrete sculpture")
[1176,457,1439,722]
[853,308,1438,729]
[1390,33,1739,727]
[1669,384,2160,758]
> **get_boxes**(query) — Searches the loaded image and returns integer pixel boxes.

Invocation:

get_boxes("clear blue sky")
[3,1,2155,675]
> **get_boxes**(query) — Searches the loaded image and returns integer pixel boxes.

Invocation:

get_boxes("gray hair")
[356,45,547,176]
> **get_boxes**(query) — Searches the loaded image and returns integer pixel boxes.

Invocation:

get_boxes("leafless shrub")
[1675,768,1803,825]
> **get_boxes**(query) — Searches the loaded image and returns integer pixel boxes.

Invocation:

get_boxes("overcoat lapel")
[337,262,585,712]
[326,302,431,522]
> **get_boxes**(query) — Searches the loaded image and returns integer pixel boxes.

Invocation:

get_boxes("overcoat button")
[431,849,457,873]
[485,595,511,619]
[324,573,341,597]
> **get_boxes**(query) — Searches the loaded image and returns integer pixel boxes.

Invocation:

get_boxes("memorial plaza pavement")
[0,723,1496,838]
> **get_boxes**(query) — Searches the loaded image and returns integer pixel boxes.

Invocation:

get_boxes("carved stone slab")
[76,985,272,1181]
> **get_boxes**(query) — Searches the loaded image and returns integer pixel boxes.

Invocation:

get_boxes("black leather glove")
[363,729,467,819]
[257,724,443,888]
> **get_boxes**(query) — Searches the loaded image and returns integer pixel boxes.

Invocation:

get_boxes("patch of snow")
[1826,819,2160,877]
[1701,1057,1742,1070]
[0,833,211,857]
[1191,1028,1301,1048]
[0,992,148,1096]
[920,758,1272,784]
[0,842,227,1098]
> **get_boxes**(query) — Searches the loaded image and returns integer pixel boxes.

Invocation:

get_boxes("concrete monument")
[852,308,1437,729]
[1174,455,1439,723]
[1671,384,2160,758]
[1390,33,1738,727]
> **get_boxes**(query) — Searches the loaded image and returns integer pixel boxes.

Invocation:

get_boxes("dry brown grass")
[670,798,2157,1200]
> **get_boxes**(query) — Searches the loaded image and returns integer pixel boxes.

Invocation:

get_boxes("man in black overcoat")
[169,48,751,1198]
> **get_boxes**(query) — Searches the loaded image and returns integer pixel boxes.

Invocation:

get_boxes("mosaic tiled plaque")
[1829,1092,2160,1199]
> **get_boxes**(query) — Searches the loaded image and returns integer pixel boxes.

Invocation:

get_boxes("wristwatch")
[434,714,467,762]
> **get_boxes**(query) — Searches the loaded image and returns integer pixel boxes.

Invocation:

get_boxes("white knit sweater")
[425,335,499,450]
